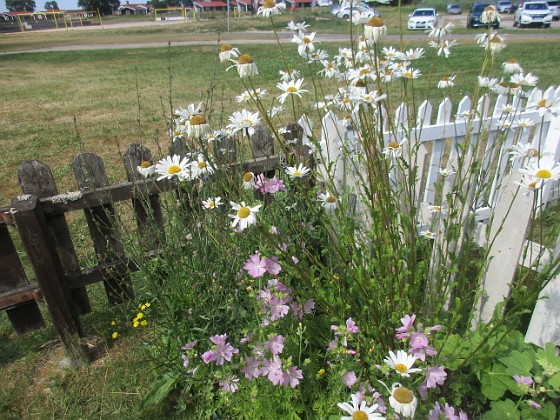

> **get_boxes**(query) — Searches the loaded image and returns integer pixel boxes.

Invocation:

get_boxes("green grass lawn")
[1,13,559,417]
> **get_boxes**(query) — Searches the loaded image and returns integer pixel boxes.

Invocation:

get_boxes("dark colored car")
[467,2,501,27]
[497,0,513,12]
[447,3,463,13]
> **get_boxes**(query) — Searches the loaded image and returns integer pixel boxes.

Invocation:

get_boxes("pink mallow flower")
[409,332,437,361]
[255,174,286,194]
[264,334,285,355]
[265,256,282,275]
[425,366,447,388]
[342,371,357,388]
[396,313,416,339]
[219,375,239,393]
[346,318,360,334]
[283,365,303,388]
[242,357,261,379]
[201,334,239,365]
[244,254,267,278]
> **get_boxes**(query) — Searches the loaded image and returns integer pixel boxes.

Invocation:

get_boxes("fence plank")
[473,172,534,324]
[11,194,88,366]
[72,152,134,305]
[18,160,91,315]
[123,145,166,248]
[0,221,45,333]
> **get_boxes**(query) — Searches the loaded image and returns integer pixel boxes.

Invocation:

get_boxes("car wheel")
[513,19,517,26]
[543,23,550,27]
[342,14,349,18]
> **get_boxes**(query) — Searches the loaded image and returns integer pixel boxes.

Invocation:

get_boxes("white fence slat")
[474,172,534,324]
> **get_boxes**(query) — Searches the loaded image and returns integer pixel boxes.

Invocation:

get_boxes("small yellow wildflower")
[112,331,118,339]
[140,320,148,327]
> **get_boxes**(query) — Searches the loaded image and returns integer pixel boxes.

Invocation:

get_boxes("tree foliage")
[5,0,36,11]
[44,0,59,9]
[77,0,119,14]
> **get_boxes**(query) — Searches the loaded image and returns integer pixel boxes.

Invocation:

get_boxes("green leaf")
[141,372,179,410]
[548,372,560,390]
[520,400,557,420]
[481,363,516,400]
[500,350,535,376]
[536,343,560,377]
[482,399,520,420]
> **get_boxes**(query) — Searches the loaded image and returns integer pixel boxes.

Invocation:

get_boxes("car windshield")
[473,4,491,12]
[413,9,434,16]
[548,1,560,5]
[525,2,548,9]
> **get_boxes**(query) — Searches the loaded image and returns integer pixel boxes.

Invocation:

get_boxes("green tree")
[77,0,120,14]
[44,0,59,9]
[5,0,36,11]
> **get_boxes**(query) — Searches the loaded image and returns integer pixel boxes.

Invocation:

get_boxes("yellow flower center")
[442,76,449,81]
[359,68,370,76]
[140,161,151,168]
[537,99,548,108]
[395,363,408,373]
[355,80,366,88]
[287,86,298,93]
[536,169,552,179]
[507,58,518,64]
[352,411,368,420]
[220,43,233,52]
[243,172,254,182]
[168,165,181,174]
[404,71,412,78]
[264,0,275,8]
[529,149,539,157]
[388,141,400,149]
[490,36,502,44]
[238,54,253,64]
[237,207,251,219]
[484,5,496,12]
[293,171,302,177]
[242,119,254,126]
[393,386,414,404]
[326,195,337,203]
[509,82,520,89]
[190,114,207,125]
[198,161,207,169]
[209,201,215,207]
[529,181,538,188]
[303,37,311,44]
[367,17,384,27]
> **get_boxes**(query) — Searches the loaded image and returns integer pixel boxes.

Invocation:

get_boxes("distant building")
[192,1,229,11]
[117,2,154,14]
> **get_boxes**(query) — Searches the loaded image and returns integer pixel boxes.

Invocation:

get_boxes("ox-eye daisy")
[292,32,316,56]
[242,172,256,190]
[137,161,155,178]
[202,197,223,209]
[192,154,214,178]
[319,192,338,211]
[384,350,421,377]
[338,393,385,419]
[155,155,191,181]
[219,44,239,63]
[518,156,560,182]
[286,164,311,178]
[389,383,418,418]
[277,79,308,104]
[187,114,211,139]
[227,110,261,137]
[364,17,387,43]
[233,54,258,78]
[229,201,262,231]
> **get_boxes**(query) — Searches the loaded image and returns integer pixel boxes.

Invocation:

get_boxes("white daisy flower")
[192,154,214,178]
[286,20,309,34]
[478,76,499,89]
[382,139,406,159]
[269,105,284,117]
[364,17,387,43]
[286,163,311,179]
[497,119,513,131]
[229,201,262,231]
[382,46,399,60]
[420,230,436,239]
[186,114,211,139]
[318,60,339,79]
[257,0,284,17]
[518,156,560,182]
[338,393,385,419]
[202,197,223,209]
[428,205,447,215]
[438,75,455,89]
[510,72,538,87]
[292,32,316,56]
[227,110,261,137]
[236,88,267,103]
[488,34,506,54]
[399,67,421,79]
[481,4,500,23]
[242,172,256,190]
[396,48,424,61]
[427,21,454,39]
[389,383,418,418]
[515,175,543,192]
[509,143,540,162]
[384,350,421,377]
[155,155,191,181]
[319,192,338,211]
[304,49,328,63]
[137,161,155,178]
[232,54,258,78]
[429,39,457,58]
[502,58,522,74]
[219,44,239,63]
[438,167,456,177]
[512,118,535,131]
[279,69,300,82]
[527,90,560,117]
[174,102,203,120]
[277,79,308,104]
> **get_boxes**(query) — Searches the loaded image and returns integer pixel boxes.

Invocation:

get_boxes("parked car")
[497,0,514,12]
[467,2,500,27]
[316,0,333,5]
[514,0,553,26]
[335,3,380,19]
[447,3,462,13]
[408,8,438,30]
[546,0,560,19]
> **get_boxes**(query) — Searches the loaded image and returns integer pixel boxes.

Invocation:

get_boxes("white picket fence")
[318,86,560,348]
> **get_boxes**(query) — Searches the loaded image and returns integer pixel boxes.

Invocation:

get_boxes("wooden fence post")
[0,220,45,334]
[72,152,134,305]
[17,160,92,315]
[122,145,165,248]
[11,194,89,367]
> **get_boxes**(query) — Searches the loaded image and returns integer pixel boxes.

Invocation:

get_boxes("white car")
[335,4,380,19]
[514,1,553,27]
[408,8,438,30]
[546,0,560,20]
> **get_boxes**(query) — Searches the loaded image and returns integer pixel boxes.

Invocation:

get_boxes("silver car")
[546,0,560,19]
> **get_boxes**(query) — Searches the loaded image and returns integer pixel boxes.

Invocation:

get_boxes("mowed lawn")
[1,39,559,205]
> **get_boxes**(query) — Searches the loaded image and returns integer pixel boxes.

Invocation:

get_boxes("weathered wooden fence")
[1,87,559,364]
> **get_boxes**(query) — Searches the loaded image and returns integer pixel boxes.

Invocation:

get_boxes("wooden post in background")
[73,152,134,305]
[17,160,91,315]
[11,194,88,366]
